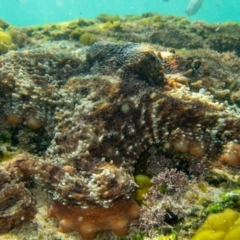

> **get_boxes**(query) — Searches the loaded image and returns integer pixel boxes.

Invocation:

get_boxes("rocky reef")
[0,14,240,240]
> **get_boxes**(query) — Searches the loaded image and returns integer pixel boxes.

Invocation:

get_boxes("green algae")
[135,174,152,202]
[70,27,85,40]
[206,190,240,214]
[79,32,98,45]
[0,30,15,54]
[2,13,239,57]
[119,232,146,240]
[192,209,240,240]
[98,14,121,23]
[102,20,122,31]
[0,132,14,162]
[0,131,11,144]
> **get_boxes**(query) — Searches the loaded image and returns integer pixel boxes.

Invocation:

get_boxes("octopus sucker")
[48,196,140,240]
[0,41,240,237]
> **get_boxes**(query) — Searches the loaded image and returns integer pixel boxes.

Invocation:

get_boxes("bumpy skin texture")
[0,41,240,234]
[0,156,37,233]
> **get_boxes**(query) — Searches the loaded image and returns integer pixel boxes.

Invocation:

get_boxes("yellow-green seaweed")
[192,208,240,240]
[79,32,97,45]
[135,174,152,201]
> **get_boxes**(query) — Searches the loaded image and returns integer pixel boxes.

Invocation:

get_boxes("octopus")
[0,40,240,239]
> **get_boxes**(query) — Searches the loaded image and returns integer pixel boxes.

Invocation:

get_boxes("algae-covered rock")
[70,27,85,40]
[8,27,31,48]
[0,19,9,29]
[98,14,121,23]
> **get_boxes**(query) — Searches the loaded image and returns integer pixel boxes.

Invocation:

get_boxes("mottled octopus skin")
[48,197,140,240]
[0,41,240,235]
[0,159,37,233]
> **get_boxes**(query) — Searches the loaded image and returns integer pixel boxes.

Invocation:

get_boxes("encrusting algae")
[0,13,240,240]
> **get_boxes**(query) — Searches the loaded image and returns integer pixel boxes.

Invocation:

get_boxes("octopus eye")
[149,56,158,67]
[149,56,156,62]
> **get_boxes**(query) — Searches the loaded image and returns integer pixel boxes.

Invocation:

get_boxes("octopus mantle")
[0,41,240,233]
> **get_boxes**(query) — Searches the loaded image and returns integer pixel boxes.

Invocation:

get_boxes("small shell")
[185,0,204,16]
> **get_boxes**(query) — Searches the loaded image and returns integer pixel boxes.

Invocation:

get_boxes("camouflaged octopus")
[0,41,240,238]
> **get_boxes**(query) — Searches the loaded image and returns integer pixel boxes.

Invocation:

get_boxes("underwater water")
[0,0,240,26]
